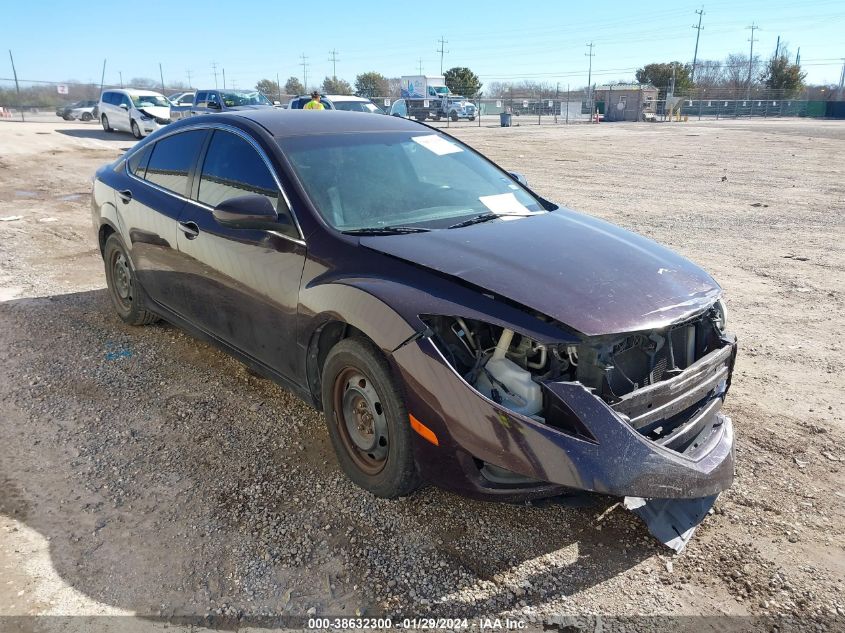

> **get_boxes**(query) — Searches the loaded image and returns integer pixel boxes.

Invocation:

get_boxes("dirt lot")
[0,117,843,631]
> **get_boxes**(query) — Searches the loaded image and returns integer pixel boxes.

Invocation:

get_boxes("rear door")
[175,127,306,379]
[121,128,209,309]
[114,93,132,131]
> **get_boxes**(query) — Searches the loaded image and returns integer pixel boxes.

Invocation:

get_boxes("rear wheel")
[101,115,113,132]
[81,112,93,122]
[103,234,158,326]
[321,338,420,498]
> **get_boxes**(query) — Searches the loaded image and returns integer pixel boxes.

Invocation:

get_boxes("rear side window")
[197,130,279,209]
[144,130,206,196]
[127,145,152,178]
[102,92,115,104]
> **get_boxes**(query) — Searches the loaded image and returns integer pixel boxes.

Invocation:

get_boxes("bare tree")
[722,53,762,96]
[693,60,723,91]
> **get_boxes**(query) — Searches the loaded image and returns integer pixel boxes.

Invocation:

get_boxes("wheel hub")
[113,253,131,301]
[340,372,388,461]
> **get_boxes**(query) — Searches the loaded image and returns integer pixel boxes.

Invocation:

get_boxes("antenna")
[691,7,705,82]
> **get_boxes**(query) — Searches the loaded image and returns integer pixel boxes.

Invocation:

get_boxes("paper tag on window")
[411,135,463,156]
[478,192,530,215]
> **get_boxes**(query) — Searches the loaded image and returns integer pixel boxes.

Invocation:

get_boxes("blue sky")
[3,0,843,90]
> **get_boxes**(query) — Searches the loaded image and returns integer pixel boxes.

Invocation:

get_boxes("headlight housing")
[713,298,728,332]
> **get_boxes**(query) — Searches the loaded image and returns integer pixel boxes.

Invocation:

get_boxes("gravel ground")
[0,118,843,632]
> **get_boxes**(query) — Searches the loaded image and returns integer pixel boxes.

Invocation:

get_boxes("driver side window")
[197,130,297,237]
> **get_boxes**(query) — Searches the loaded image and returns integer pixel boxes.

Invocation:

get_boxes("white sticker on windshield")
[411,135,463,156]
[479,192,531,215]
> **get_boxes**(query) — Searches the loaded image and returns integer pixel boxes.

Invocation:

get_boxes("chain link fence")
[2,77,841,124]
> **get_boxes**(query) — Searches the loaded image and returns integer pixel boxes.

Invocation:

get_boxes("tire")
[81,112,93,122]
[414,114,427,122]
[321,337,420,498]
[469,117,475,121]
[103,234,159,326]
[131,120,142,140]
[450,111,459,122]
[101,115,113,132]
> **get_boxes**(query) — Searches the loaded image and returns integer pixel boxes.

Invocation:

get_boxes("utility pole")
[795,48,800,65]
[9,50,23,121]
[838,58,845,101]
[691,7,705,82]
[437,36,448,75]
[159,63,165,93]
[99,58,107,103]
[418,58,424,75]
[774,35,780,59]
[300,54,309,91]
[186,70,192,88]
[585,42,595,113]
[119,71,123,88]
[222,68,226,89]
[276,72,281,102]
[328,49,339,80]
[746,23,759,100]
[211,62,218,89]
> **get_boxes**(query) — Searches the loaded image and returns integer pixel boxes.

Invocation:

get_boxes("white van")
[99,89,172,139]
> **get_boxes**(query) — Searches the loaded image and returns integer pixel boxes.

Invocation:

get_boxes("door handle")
[178,221,200,240]
[117,189,132,204]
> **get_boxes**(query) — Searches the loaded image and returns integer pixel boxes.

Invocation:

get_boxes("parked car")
[99,89,172,139]
[56,100,98,121]
[190,89,275,116]
[91,111,736,512]
[288,94,383,113]
[168,91,195,106]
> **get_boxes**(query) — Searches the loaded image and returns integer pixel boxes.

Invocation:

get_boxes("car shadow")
[0,289,654,627]
[55,128,136,142]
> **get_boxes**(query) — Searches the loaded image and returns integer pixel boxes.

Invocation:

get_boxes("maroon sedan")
[91,110,736,510]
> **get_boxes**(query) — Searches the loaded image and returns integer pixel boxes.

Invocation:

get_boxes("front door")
[174,128,306,379]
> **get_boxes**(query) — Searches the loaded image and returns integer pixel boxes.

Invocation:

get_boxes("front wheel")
[450,111,459,122]
[131,120,142,139]
[321,338,420,498]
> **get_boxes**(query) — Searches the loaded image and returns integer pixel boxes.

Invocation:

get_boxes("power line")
[691,7,705,82]
[328,49,339,80]
[437,36,449,75]
[746,22,760,99]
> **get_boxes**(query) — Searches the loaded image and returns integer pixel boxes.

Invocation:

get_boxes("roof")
[190,109,425,138]
[594,83,657,91]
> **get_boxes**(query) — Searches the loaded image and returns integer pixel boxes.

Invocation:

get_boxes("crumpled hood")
[360,209,721,336]
[228,104,275,110]
[138,106,171,120]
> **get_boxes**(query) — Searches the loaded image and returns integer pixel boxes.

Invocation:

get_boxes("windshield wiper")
[341,226,431,235]
[446,213,535,229]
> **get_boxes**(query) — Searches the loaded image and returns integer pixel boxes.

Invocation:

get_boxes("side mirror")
[207,101,221,110]
[509,171,529,187]
[273,100,281,106]
[212,194,289,231]
[119,103,129,110]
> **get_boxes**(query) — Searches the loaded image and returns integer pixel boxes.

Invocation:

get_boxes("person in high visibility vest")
[303,91,325,110]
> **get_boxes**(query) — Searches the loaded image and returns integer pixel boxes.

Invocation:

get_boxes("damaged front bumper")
[391,333,737,501]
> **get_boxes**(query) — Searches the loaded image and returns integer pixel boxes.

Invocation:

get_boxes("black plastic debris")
[624,494,718,553]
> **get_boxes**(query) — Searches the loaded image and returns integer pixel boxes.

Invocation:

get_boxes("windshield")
[220,91,272,107]
[282,132,546,231]
[333,101,381,113]
[131,94,170,108]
